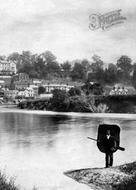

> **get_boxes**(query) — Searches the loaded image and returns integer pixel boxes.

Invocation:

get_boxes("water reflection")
[0,113,72,148]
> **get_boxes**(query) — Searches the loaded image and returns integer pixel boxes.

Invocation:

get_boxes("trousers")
[105,152,113,168]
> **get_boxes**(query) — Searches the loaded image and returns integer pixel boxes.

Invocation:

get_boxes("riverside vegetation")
[18,86,136,113]
[18,87,110,113]
[0,172,19,190]
[0,171,37,190]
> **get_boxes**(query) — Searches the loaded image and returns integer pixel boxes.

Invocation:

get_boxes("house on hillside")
[0,59,16,75]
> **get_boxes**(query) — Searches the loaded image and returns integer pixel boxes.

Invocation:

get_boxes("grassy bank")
[64,161,136,190]
[0,171,38,190]
[0,172,19,190]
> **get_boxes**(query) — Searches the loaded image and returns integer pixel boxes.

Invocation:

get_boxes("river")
[0,108,136,190]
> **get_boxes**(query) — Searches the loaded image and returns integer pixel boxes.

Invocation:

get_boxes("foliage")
[88,55,105,83]
[38,86,45,95]
[61,61,71,78]
[117,55,132,73]
[5,51,136,89]
[68,87,81,96]
[82,81,104,95]
[71,61,86,81]
[0,171,19,190]
[40,50,57,64]
[46,61,61,78]
[96,103,110,113]
[18,99,48,110]
[48,89,69,111]
[117,55,132,82]
[132,69,136,89]
[91,54,104,72]
[33,58,47,78]
[104,63,118,84]
[67,95,92,112]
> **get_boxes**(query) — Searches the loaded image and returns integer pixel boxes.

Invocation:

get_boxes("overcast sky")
[0,0,136,63]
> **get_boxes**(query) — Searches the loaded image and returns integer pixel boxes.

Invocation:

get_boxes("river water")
[0,109,136,190]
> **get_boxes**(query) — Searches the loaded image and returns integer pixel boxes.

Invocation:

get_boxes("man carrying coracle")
[104,130,117,168]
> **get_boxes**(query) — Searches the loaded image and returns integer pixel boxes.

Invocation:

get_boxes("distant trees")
[116,55,132,82]
[71,62,84,81]
[132,63,136,89]
[32,58,47,79]
[61,61,71,78]
[88,55,104,83]
[46,62,61,79]
[48,88,109,112]
[40,51,57,64]
[71,60,89,81]
[104,63,118,84]
[3,51,136,89]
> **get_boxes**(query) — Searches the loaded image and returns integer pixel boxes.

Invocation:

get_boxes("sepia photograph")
[0,0,136,189]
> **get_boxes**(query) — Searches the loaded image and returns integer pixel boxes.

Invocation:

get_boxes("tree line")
[1,51,136,89]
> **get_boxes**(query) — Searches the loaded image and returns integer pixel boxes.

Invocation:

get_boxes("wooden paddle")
[87,137,125,151]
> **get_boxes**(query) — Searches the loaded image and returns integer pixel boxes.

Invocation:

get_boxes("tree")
[9,78,15,90]
[0,55,6,60]
[104,63,118,84]
[33,57,47,78]
[21,51,34,65]
[89,55,104,83]
[61,61,71,78]
[8,51,38,72]
[68,87,81,96]
[49,89,69,111]
[71,61,86,81]
[116,55,132,83]
[18,62,33,76]
[133,63,136,71]
[81,59,91,81]
[46,61,61,78]
[132,64,136,89]
[40,51,56,64]
[91,55,104,72]
[38,86,45,95]
[82,81,103,95]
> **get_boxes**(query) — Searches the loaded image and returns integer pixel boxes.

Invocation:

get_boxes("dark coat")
[103,136,117,153]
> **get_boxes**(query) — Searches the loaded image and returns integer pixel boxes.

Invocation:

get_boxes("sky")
[0,0,136,63]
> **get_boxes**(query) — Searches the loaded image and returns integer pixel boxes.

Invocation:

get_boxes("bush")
[96,103,110,113]
[48,89,69,111]
[68,87,81,96]
[67,95,90,112]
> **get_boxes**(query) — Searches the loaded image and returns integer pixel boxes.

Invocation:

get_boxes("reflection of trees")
[0,113,70,148]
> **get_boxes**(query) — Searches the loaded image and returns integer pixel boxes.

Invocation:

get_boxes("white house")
[0,60,16,75]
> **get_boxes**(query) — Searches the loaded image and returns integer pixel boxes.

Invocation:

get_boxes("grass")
[64,161,136,190]
[0,172,19,190]
[0,171,38,190]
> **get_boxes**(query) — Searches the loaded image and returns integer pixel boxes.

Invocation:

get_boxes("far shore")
[0,105,136,120]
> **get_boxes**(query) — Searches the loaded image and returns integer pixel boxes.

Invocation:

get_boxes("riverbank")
[0,171,19,190]
[64,161,136,190]
[0,106,136,120]
[17,93,136,113]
